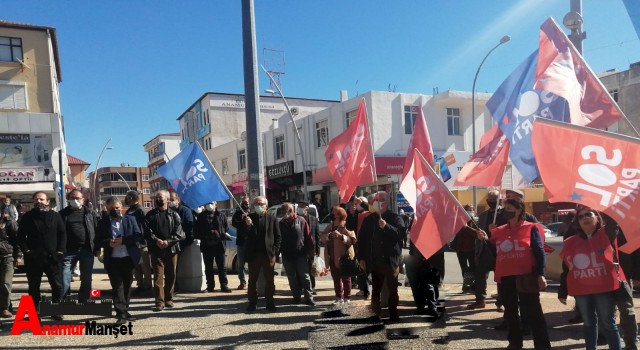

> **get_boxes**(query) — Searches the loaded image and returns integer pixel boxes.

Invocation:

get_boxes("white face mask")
[254,205,265,215]
[69,199,83,209]
[296,207,305,216]
[168,201,177,208]
[372,201,382,212]
[205,204,215,212]
[195,206,203,214]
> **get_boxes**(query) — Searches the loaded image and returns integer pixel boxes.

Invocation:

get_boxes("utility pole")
[241,0,265,198]
[564,0,585,54]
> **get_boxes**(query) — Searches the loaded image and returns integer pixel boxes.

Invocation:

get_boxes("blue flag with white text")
[156,143,230,208]
[486,50,569,183]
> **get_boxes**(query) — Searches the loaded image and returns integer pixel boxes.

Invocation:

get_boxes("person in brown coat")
[321,206,357,305]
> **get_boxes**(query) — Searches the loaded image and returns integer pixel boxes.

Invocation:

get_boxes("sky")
[3,0,640,173]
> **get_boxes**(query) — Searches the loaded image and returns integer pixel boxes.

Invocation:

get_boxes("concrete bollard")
[176,239,206,293]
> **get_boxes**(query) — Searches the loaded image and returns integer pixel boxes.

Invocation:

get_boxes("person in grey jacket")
[0,216,18,318]
[145,190,184,311]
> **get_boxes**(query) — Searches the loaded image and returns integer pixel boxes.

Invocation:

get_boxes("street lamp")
[471,35,510,212]
[92,139,112,209]
[114,171,132,192]
[261,65,309,202]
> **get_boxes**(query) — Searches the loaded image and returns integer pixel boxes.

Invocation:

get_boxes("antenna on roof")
[263,48,286,94]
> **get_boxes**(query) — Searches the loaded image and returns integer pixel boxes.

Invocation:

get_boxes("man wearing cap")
[297,201,320,295]
[505,190,538,223]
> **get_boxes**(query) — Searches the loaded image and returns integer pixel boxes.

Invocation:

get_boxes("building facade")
[0,21,66,208]
[90,166,151,211]
[144,132,181,193]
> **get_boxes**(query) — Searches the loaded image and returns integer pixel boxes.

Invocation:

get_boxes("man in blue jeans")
[59,189,97,303]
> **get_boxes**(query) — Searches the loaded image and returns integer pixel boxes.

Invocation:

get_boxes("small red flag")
[400,107,434,209]
[454,125,510,187]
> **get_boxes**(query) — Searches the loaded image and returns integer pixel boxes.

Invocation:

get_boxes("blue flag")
[623,0,640,40]
[436,156,451,183]
[156,143,230,208]
[486,50,569,183]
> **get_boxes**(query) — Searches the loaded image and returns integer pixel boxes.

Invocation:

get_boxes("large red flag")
[408,150,472,260]
[324,99,376,203]
[400,107,434,209]
[536,17,622,129]
[454,125,510,187]
[531,118,640,253]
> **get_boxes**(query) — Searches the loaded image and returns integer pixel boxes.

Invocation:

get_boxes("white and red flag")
[531,118,640,253]
[454,125,510,187]
[407,149,472,260]
[399,107,434,209]
[324,99,376,203]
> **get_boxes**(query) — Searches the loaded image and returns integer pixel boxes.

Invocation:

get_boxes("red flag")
[454,125,510,187]
[531,118,640,253]
[90,289,101,301]
[536,18,622,129]
[400,107,434,209]
[408,150,471,260]
[324,99,376,203]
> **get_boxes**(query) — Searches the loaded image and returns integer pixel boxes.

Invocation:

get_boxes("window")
[447,107,461,135]
[142,188,151,194]
[610,89,619,103]
[222,158,229,175]
[404,106,419,134]
[0,37,23,62]
[0,81,27,110]
[143,201,152,209]
[274,135,285,160]
[346,110,357,127]
[238,149,246,171]
[316,120,328,148]
[142,174,149,181]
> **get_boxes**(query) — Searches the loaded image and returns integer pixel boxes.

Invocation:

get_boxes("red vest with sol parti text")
[561,227,619,296]
[491,221,538,283]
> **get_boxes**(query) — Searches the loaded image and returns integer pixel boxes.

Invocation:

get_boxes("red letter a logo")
[10,296,42,335]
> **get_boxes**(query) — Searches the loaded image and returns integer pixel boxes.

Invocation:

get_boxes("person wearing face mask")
[144,190,185,312]
[94,196,142,325]
[279,202,315,306]
[239,196,280,312]
[59,189,98,303]
[476,197,550,350]
[357,191,406,322]
[231,195,251,290]
[0,195,18,222]
[125,190,152,296]
[169,192,194,295]
[355,195,372,300]
[17,191,66,320]
[297,201,320,295]
[195,201,231,293]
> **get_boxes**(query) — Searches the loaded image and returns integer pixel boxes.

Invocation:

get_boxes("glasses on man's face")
[578,211,595,220]
[255,202,266,206]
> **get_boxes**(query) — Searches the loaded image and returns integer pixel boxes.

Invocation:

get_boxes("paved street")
[0,252,638,349]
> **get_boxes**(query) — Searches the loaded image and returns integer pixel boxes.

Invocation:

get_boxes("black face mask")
[241,203,249,210]
[155,199,164,208]
[109,209,122,219]
[486,200,497,208]
[503,210,516,220]
[124,198,132,206]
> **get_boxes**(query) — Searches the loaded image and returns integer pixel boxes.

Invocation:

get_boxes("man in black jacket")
[145,190,185,311]
[59,189,98,303]
[18,191,66,319]
[238,196,281,312]
[125,190,152,295]
[195,201,231,293]
[297,201,320,295]
[169,191,194,294]
[357,191,405,322]
[0,216,18,318]
[231,196,250,290]
[279,203,315,306]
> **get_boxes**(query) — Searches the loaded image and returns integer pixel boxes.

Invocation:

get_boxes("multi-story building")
[599,62,639,137]
[67,154,89,190]
[0,20,66,208]
[90,166,151,211]
[144,132,181,193]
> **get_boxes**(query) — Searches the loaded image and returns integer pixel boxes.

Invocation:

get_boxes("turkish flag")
[90,289,101,300]
[531,118,640,253]
[400,107,434,209]
[324,99,376,203]
[454,125,510,187]
[408,150,471,260]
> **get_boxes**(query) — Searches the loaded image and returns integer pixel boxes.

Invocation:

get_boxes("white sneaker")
[343,299,351,305]
[73,266,80,277]
[333,299,343,305]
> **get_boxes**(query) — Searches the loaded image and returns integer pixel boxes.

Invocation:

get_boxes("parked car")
[545,222,563,237]
[267,203,319,220]
[544,235,563,282]
[218,225,241,274]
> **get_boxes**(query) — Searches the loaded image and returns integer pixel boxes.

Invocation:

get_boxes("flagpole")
[362,98,379,195]
[195,142,247,215]
[414,149,473,223]
[548,17,640,138]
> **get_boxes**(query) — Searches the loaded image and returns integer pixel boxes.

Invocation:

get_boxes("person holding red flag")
[476,197,550,350]
[558,207,622,350]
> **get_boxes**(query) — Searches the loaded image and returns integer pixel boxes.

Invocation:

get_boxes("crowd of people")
[0,188,638,349]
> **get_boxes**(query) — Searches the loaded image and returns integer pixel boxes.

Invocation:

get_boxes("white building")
[144,132,181,192]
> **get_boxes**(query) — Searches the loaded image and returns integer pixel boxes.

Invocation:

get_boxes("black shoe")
[312,291,318,295]
[292,297,301,304]
[506,344,522,350]
[50,315,64,321]
[206,287,215,293]
[123,311,136,321]
[115,318,126,325]
[246,303,257,312]
[304,299,316,306]
[266,304,277,312]
[220,287,232,293]
[153,305,164,312]
[494,322,507,330]
[389,313,400,322]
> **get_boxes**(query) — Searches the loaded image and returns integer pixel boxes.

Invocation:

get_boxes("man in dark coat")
[125,190,152,295]
[357,191,405,321]
[17,191,66,320]
[238,196,281,312]
[195,201,231,293]
[94,196,142,324]
[298,201,320,294]
[231,196,250,290]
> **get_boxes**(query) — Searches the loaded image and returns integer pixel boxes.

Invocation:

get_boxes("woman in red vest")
[476,197,550,350]
[558,207,622,350]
